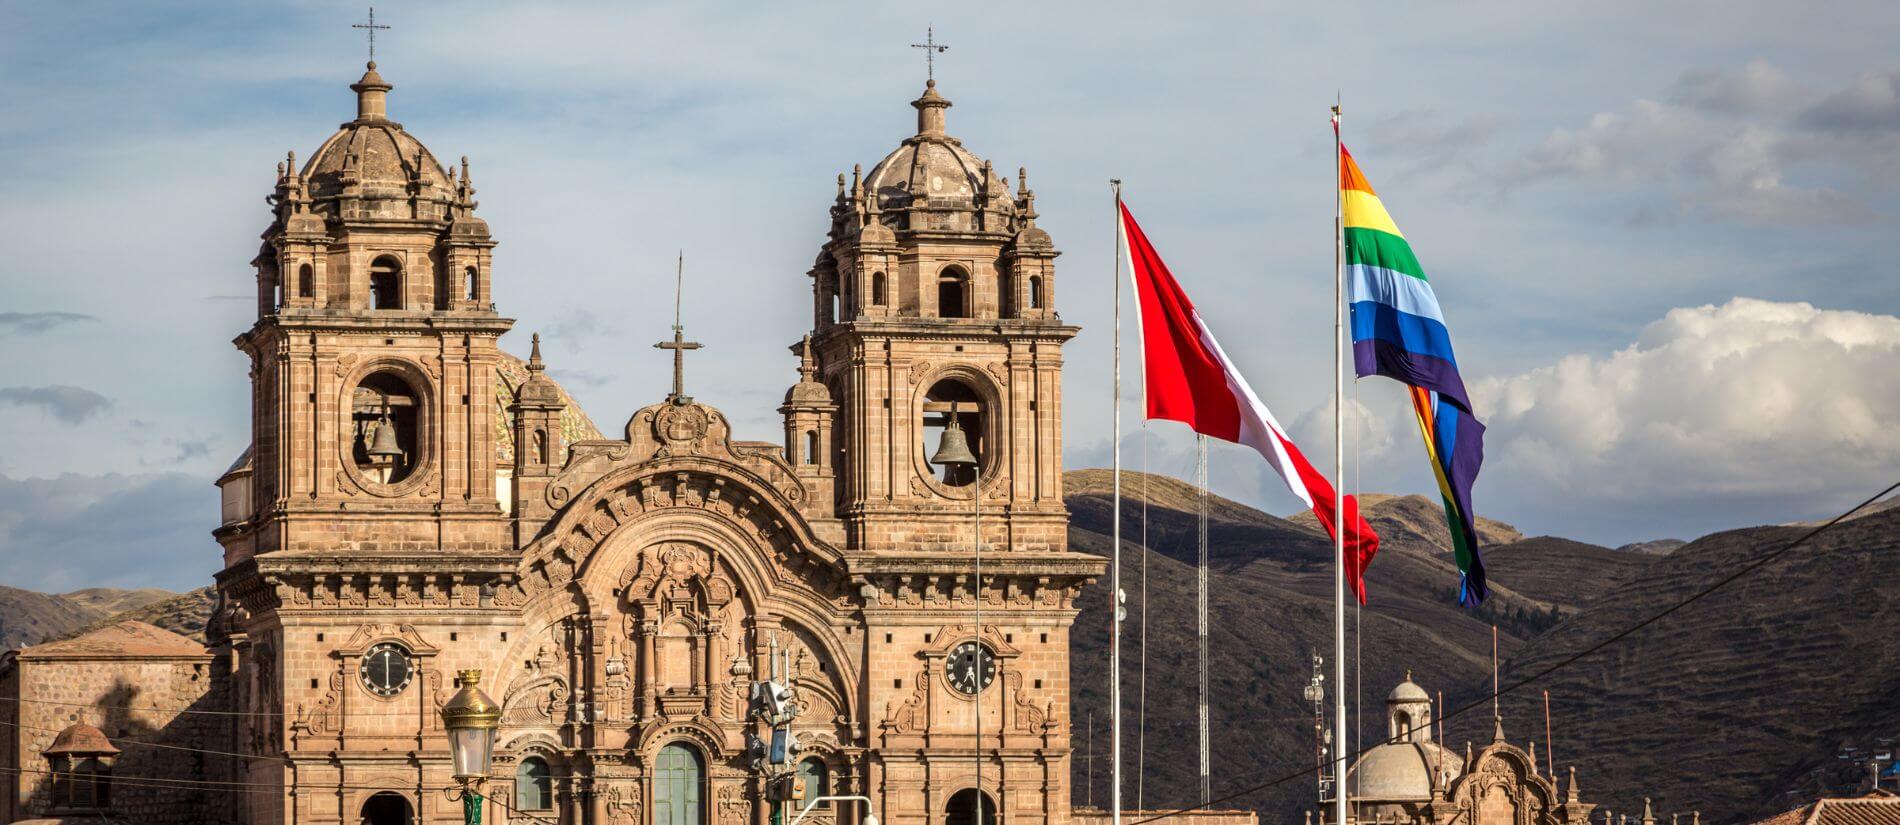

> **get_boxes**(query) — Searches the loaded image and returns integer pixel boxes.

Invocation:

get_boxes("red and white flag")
[1121,202,1382,601]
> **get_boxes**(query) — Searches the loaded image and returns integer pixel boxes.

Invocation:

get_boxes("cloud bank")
[1473,298,1900,539]
[0,386,113,424]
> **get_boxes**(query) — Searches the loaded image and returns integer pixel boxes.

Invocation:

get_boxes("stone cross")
[911,25,949,80]
[353,7,390,61]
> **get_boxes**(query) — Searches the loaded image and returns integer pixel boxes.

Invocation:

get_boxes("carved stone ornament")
[909,360,933,385]
[653,403,712,453]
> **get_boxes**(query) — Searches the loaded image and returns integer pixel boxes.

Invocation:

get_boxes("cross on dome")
[911,25,949,81]
[352,7,390,62]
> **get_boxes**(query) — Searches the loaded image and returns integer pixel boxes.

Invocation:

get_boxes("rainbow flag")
[1339,137,1490,606]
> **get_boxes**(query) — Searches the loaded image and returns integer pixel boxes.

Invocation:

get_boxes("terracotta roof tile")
[1753,792,1900,825]
[19,620,208,660]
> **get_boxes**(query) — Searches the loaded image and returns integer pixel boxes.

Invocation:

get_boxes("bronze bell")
[929,402,978,468]
[368,411,404,461]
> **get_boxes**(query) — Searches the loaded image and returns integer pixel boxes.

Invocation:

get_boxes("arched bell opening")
[351,370,421,485]
[937,266,970,318]
[369,255,403,310]
[922,378,984,487]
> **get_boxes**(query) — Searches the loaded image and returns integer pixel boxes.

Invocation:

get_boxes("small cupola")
[350,61,393,123]
[43,722,119,815]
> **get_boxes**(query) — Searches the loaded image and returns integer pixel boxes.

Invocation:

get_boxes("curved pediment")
[547,399,806,515]
[506,456,846,609]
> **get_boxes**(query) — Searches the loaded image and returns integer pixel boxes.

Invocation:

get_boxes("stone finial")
[1567,767,1580,802]
[277,161,286,179]
[798,333,815,379]
[1493,714,1507,743]
[528,333,545,372]
[460,156,472,184]
[1018,166,1027,194]
[852,164,863,196]
[912,79,952,136]
[1530,741,1539,775]
[1642,798,1654,825]
[836,172,846,198]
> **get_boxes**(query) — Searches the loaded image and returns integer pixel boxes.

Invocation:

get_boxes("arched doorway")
[944,788,996,825]
[654,743,704,825]
[360,791,413,825]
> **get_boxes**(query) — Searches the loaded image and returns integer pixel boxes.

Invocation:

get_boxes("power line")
[1129,477,1900,824]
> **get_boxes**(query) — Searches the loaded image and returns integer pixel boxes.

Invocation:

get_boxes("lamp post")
[929,402,983,825]
[440,669,502,825]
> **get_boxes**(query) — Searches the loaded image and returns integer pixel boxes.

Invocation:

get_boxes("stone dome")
[297,62,457,220]
[1350,739,1460,805]
[861,80,1017,232]
[1389,676,1431,703]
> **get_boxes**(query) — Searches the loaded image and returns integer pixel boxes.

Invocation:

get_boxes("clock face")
[360,643,414,697]
[946,641,996,695]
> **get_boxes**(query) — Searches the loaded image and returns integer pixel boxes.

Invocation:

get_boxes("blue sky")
[3,1,1898,591]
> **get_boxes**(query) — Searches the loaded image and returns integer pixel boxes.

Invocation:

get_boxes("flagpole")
[1110,178,1126,825]
[1196,433,1210,806]
[1331,101,1350,825]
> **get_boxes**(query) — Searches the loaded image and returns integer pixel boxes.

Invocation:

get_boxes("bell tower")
[806,79,1074,554]
[223,61,511,570]
[795,79,1097,825]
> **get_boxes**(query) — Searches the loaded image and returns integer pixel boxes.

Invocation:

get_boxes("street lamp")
[440,669,502,825]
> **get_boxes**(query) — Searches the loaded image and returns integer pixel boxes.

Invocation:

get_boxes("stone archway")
[944,788,996,825]
[360,791,413,825]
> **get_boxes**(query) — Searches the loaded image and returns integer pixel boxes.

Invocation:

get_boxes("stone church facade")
[171,60,1100,825]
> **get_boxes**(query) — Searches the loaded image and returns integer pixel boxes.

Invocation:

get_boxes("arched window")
[829,290,841,324]
[1395,711,1412,740]
[516,756,553,810]
[351,371,421,485]
[654,744,704,825]
[945,789,996,825]
[369,256,402,310]
[534,429,549,465]
[805,430,820,466]
[465,266,479,302]
[921,378,984,487]
[796,757,829,810]
[298,263,315,298]
[938,267,969,318]
[871,271,887,306]
[1029,274,1044,309]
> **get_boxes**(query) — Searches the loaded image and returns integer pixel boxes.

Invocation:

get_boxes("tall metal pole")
[1110,179,1126,825]
[974,459,984,825]
[1196,434,1211,805]
[1331,102,1350,825]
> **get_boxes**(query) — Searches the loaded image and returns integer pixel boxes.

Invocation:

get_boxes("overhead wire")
[1129,476,1900,824]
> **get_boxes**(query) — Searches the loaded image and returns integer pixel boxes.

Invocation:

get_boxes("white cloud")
[1514,62,1891,226]
[1473,298,1900,517]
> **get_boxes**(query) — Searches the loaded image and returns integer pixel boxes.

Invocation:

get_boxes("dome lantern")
[350,61,393,123]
